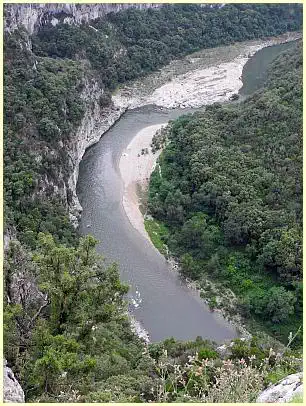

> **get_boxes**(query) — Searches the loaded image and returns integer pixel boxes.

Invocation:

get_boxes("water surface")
[77,41,295,342]
[240,40,296,95]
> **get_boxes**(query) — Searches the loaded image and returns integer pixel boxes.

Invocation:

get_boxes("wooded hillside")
[148,41,302,343]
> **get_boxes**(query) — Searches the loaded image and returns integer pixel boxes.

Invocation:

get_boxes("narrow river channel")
[77,41,295,343]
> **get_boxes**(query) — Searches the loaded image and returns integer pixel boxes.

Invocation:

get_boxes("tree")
[4,234,133,399]
[180,253,198,278]
[38,118,61,140]
[265,286,296,323]
[178,213,221,259]
[34,233,129,336]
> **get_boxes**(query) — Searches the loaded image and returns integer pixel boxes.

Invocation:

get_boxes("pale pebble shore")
[113,32,301,110]
[129,315,150,344]
[119,123,167,240]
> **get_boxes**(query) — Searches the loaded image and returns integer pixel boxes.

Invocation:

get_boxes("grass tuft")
[144,218,169,256]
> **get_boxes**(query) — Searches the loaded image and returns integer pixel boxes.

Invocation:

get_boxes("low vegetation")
[144,218,170,256]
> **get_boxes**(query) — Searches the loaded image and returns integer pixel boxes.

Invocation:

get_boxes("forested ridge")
[3,3,303,402]
[148,41,303,344]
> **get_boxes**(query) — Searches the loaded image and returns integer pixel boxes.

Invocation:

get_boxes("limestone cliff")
[4,3,161,34]
[65,75,127,226]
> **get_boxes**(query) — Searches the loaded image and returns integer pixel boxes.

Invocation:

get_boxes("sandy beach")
[119,124,167,239]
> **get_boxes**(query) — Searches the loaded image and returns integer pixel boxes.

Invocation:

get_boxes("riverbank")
[115,34,301,343]
[119,124,167,240]
[77,34,300,343]
[113,31,301,109]
[116,34,301,242]
[118,123,252,338]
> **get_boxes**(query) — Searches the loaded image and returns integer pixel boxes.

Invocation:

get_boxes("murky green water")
[77,41,295,342]
[240,40,296,95]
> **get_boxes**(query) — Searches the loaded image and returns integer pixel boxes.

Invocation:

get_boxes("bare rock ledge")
[3,360,25,403]
[256,373,303,403]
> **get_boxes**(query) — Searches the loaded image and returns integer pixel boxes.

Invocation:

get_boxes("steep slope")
[148,41,302,344]
[4,3,161,34]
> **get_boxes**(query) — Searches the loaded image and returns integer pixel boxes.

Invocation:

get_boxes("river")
[77,40,295,343]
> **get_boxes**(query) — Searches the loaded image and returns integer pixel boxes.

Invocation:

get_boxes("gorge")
[3,3,303,403]
[77,37,299,343]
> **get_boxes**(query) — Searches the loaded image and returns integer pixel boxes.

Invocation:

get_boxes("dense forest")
[148,41,302,344]
[3,3,303,402]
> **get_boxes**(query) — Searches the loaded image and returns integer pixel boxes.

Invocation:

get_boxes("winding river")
[77,40,295,343]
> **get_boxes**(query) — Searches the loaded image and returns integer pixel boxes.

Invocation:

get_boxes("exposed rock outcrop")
[256,373,303,403]
[3,360,25,403]
[4,3,225,34]
[4,3,161,34]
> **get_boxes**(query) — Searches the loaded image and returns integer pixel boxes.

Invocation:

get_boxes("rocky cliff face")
[4,360,25,403]
[65,76,128,226]
[4,3,161,34]
[4,3,162,226]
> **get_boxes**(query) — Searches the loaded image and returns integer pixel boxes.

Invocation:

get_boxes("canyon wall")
[4,3,161,34]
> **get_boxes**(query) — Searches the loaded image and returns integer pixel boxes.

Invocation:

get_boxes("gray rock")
[216,344,229,357]
[4,3,162,35]
[3,360,25,403]
[256,372,303,403]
